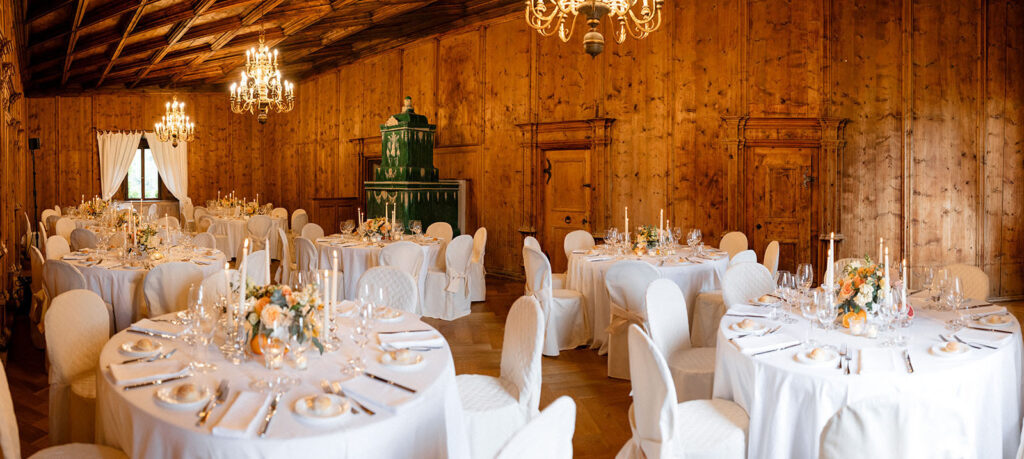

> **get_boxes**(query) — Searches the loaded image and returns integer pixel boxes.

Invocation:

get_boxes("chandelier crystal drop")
[154,96,194,148]
[525,0,663,56]
[229,32,294,124]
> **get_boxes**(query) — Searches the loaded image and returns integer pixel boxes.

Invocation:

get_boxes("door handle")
[564,216,572,224]
[803,175,815,188]
[543,159,552,184]
[582,217,589,225]
[582,183,592,189]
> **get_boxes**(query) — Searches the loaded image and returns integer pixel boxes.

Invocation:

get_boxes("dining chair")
[44,289,112,445]
[379,241,425,280]
[522,246,585,356]
[423,235,474,320]
[55,217,75,243]
[193,206,210,225]
[197,215,214,233]
[551,230,595,295]
[722,263,775,307]
[201,269,231,301]
[605,260,660,379]
[46,215,62,238]
[143,262,204,317]
[147,204,158,220]
[247,215,274,252]
[275,227,297,285]
[22,211,36,252]
[468,227,487,302]
[356,266,418,313]
[426,221,454,242]
[523,236,563,289]
[646,279,715,402]
[294,237,319,273]
[617,325,748,459]
[43,259,115,335]
[180,198,195,232]
[69,228,98,251]
[819,395,969,459]
[155,215,180,230]
[691,251,755,347]
[29,246,48,349]
[270,207,288,220]
[523,236,541,253]
[45,235,71,260]
[730,249,757,266]
[762,240,780,279]
[495,396,576,459]
[942,263,989,301]
[193,232,217,249]
[41,208,58,229]
[244,249,270,287]
[54,205,61,215]
[39,220,49,257]
[458,295,544,459]
[718,231,748,259]
[300,223,325,240]
[291,209,309,233]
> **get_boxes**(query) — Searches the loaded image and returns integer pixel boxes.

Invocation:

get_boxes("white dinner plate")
[930,343,970,358]
[120,341,163,357]
[293,394,350,424]
[379,351,425,371]
[975,315,1013,328]
[729,321,765,333]
[375,308,404,323]
[794,348,840,366]
[154,385,210,410]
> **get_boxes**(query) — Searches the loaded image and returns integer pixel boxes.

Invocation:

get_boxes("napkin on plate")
[859,348,898,374]
[725,305,771,318]
[967,305,1006,317]
[378,330,445,349]
[109,360,189,385]
[211,391,271,438]
[338,242,361,248]
[732,333,800,355]
[131,319,185,337]
[957,329,1013,348]
[341,375,413,415]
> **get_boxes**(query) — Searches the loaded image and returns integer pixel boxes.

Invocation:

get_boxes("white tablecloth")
[208,216,287,260]
[69,248,226,331]
[316,237,441,303]
[713,302,1024,458]
[565,250,728,352]
[96,313,469,458]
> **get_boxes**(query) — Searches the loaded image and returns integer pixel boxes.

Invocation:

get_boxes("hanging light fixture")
[154,96,194,147]
[525,0,664,57]
[229,30,294,124]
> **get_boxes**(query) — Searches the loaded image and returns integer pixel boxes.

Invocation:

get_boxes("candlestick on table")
[224,263,233,324]
[883,247,891,304]
[322,268,331,342]
[239,239,249,316]
[264,238,271,285]
[878,238,884,264]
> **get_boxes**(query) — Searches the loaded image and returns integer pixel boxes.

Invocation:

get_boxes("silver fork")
[837,343,847,370]
[731,325,780,340]
[320,379,358,415]
[843,351,853,375]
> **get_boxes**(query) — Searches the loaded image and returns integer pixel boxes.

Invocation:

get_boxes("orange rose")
[254,297,270,315]
[839,281,854,298]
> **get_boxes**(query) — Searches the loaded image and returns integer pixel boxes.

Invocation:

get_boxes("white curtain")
[144,132,189,202]
[97,131,144,200]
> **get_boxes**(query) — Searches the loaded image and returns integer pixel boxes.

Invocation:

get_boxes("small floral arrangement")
[634,225,660,250]
[217,196,242,208]
[114,209,140,229]
[79,198,109,217]
[134,225,159,252]
[836,256,889,317]
[244,284,325,354]
[241,201,260,216]
[357,217,392,239]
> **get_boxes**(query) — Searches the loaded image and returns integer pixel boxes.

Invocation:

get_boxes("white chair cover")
[356,266,418,313]
[719,231,748,259]
[523,236,541,252]
[44,289,110,445]
[247,215,274,251]
[41,209,58,230]
[523,246,585,356]
[943,263,989,301]
[45,235,71,260]
[193,206,210,224]
[39,220,49,255]
[271,207,288,219]
[426,222,454,242]
[819,395,970,459]
[197,215,213,233]
[469,227,487,302]
[301,223,325,240]
[0,360,21,459]
[200,270,231,302]
[294,237,319,274]
[193,232,216,248]
[245,250,270,287]
[147,204,158,220]
[721,263,775,307]
[563,230,595,260]
[762,241,780,278]
[23,211,36,252]
[54,205,61,215]
[605,260,660,379]
[523,236,564,290]
[729,249,757,266]
[43,260,86,299]
[275,228,296,285]
[180,199,195,230]
[55,217,75,242]
[646,279,714,402]
[380,241,425,279]
[69,228,98,251]
[143,262,204,316]
[422,235,473,320]
[155,215,180,230]
[46,215,61,238]
[29,246,49,348]
[458,295,544,459]
[291,209,308,233]
[107,232,126,248]
[496,396,576,459]
[616,325,748,459]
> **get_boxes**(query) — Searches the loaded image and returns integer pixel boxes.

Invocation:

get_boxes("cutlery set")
[729,325,780,341]
[117,348,177,365]
[321,379,374,415]
[127,328,177,340]
[197,380,230,427]
[258,391,284,437]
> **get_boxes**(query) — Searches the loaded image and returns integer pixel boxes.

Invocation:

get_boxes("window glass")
[143,149,159,199]
[127,149,142,199]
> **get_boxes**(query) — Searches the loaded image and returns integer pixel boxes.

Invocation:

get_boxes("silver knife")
[750,343,800,357]
[724,314,768,319]
[903,350,914,373]
[965,303,995,309]
[127,329,176,340]
[258,391,283,437]
[197,379,229,427]
[123,373,190,391]
[364,372,417,394]
[966,326,1012,334]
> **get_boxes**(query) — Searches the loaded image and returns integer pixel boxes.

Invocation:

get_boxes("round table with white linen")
[208,216,288,260]
[713,300,1023,458]
[64,247,226,331]
[565,249,729,352]
[95,312,469,458]
[316,237,441,304]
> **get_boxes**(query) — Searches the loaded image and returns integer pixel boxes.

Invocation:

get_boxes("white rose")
[858,283,873,296]
[854,291,869,307]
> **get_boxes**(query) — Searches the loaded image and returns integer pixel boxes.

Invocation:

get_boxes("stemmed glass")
[392,221,404,240]
[931,269,948,309]
[814,290,837,348]
[672,227,683,246]
[410,220,423,237]
[605,228,618,248]
[188,284,219,373]
[920,266,935,306]
[341,220,355,236]
[945,277,965,330]
[796,264,813,292]
[686,229,701,251]
[773,271,793,321]
[345,300,374,375]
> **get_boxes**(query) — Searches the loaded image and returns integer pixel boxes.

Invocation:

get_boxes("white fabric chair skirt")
[457,375,528,459]
[208,216,287,259]
[690,290,724,347]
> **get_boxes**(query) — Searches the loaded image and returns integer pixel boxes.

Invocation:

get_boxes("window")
[120,137,171,200]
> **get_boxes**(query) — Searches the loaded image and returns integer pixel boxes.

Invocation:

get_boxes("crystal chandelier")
[229,32,294,124]
[154,96,194,148]
[525,0,663,57]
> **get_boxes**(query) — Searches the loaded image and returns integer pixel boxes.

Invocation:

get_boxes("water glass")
[260,337,286,370]
[945,277,965,330]
[796,263,813,292]
[799,295,817,346]
[410,220,423,236]
[189,284,219,373]
[814,290,836,346]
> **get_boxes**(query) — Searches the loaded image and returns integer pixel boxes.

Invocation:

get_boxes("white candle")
[265,238,271,285]
[624,206,629,244]
[256,193,259,207]
[322,269,331,336]
[224,262,233,324]
[659,209,664,244]
[878,237,883,264]
[331,252,339,307]
[883,247,890,303]
[901,257,908,301]
[239,239,249,316]
[825,232,835,288]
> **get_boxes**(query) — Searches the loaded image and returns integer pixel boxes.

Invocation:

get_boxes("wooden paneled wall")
[0,0,30,296]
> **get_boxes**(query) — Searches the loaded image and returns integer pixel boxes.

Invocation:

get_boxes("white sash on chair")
[446,271,470,293]
[607,303,647,337]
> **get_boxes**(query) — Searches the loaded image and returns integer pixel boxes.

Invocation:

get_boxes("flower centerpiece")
[634,225,659,250]
[357,217,392,240]
[114,209,140,229]
[133,225,159,252]
[79,198,109,217]
[241,201,261,216]
[217,196,242,208]
[835,256,890,323]
[243,284,325,354]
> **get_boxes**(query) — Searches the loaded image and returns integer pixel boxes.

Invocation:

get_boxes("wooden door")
[542,149,592,273]
[746,147,816,276]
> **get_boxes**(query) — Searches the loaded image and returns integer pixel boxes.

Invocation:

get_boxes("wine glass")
[288,316,311,370]
[931,269,948,309]
[799,295,817,347]
[606,228,618,246]
[189,284,219,373]
[796,263,813,293]
[920,266,935,302]
[410,220,423,237]
[345,301,373,375]
[814,290,836,347]
[672,227,683,246]
[946,277,965,330]
[686,229,701,251]
[772,271,793,320]
[341,219,355,235]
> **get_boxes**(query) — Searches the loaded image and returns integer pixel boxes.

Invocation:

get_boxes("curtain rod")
[93,128,148,134]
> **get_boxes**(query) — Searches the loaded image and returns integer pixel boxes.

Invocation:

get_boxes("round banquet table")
[95,313,469,458]
[713,300,1023,458]
[65,247,226,331]
[316,237,441,305]
[208,216,288,260]
[565,249,728,352]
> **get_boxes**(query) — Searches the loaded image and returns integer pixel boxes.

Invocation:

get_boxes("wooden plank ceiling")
[20,0,520,94]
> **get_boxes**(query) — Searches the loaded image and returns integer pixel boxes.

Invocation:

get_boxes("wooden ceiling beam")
[25,0,74,23]
[60,0,91,86]
[79,0,141,30]
[292,2,429,64]
[96,0,151,87]
[129,0,218,88]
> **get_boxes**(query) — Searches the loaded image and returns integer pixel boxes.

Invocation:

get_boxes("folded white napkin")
[212,391,270,438]
[732,333,800,355]
[957,329,1012,347]
[109,360,189,385]
[967,305,1006,317]
[859,348,897,374]
[131,319,185,337]
[571,249,588,254]
[316,238,333,244]
[341,375,413,415]
[378,330,445,349]
[725,305,771,318]
[62,254,87,260]
[192,259,212,265]
[585,256,613,262]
